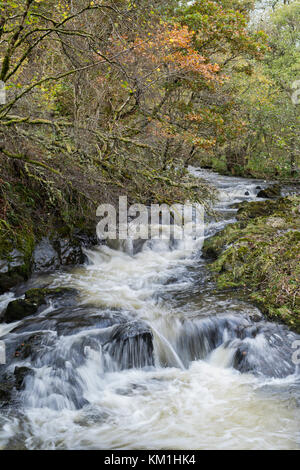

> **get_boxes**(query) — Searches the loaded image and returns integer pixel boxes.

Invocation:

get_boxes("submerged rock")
[14,332,47,361]
[105,321,155,370]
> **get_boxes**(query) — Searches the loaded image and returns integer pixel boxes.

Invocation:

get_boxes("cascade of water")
[0,167,299,450]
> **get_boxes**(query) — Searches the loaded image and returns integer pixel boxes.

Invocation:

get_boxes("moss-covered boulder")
[236,197,297,221]
[3,298,39,323]
[236,200,278,220]
[2,287,78,323]
[0,272,25,295]
[24,286,77,305]
[257,184,282,198]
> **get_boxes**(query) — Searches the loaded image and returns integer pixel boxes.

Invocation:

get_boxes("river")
[0,168,299,450]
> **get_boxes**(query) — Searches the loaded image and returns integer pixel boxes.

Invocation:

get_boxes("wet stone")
[2,287,78,324]
[0,382,13,406]
[257,184,282,199]
[32,237,60,272]
[14,366,34,391]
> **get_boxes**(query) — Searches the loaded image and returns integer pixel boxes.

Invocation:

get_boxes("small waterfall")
[151,326,185,370]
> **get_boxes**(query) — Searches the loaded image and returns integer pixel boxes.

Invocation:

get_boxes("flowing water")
[0,168,299,450]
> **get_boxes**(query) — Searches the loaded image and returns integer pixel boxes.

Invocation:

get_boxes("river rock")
[105,321,155,370]
[0,229,98,295]
[257,184,282,199]
[14,366,34,391]
[0,248,30,294]
[3,298,39,323]
[14,332,47,361]
[25,287,78,308]
[0,272,25,295]
[32,237,60,272]
[33,231,97,272]
[0,249,25,274]
[53,238,83,265]
[0,382,13,406]
[2,287,78,323]
[72,228,98,249]
[236,200,277,220]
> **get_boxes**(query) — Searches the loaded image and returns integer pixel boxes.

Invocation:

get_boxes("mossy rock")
[0,229,35,294]
[202,238,225,259]
[2,287,78,323]
[0,382,13,406]
[3,298,39,323]
[204,195,300,333]
[24,286,77,304]
[0,272,25,295]
[257,184,282,198]
[236,200,278,220]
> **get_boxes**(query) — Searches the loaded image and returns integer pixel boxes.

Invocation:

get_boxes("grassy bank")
[203,196,300,333]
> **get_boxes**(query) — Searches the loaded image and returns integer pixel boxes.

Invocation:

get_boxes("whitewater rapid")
[0,168,299,450]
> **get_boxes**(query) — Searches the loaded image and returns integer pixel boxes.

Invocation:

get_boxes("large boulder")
[236,200,278,220]
[257,184,282,199]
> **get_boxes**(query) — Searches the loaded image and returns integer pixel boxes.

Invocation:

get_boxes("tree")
[232,0,300,177]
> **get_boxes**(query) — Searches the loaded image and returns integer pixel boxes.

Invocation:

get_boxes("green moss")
[25,287,76,304]
[205,195,300,333]
[0,219,35,280]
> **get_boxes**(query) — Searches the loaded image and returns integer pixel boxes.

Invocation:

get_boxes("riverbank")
[203,195,300,333]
